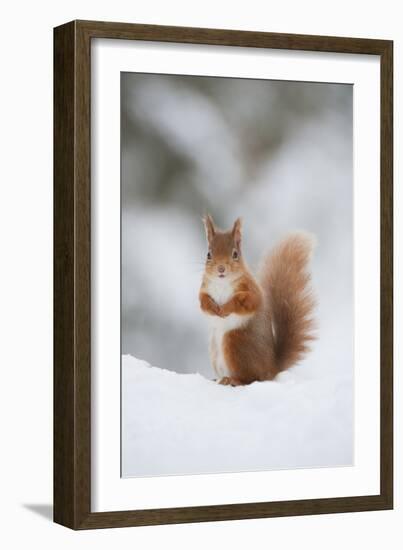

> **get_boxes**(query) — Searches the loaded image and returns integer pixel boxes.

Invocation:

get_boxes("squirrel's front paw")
[217,306,229,318]
[200,293,221,316]
[209,299,221,316]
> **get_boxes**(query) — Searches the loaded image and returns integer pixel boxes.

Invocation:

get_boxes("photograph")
[52,17,393,531]
[120,72,354,478]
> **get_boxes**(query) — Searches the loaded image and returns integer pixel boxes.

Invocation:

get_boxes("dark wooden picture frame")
[54,20,393,530]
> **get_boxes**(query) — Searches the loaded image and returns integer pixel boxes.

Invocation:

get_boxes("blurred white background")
[122,73,353,379]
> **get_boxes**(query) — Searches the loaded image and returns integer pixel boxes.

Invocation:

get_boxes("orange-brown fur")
[259,234,317,372]
[199,215,316,385]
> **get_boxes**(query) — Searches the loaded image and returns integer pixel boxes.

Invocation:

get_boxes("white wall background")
[0,1,399,548]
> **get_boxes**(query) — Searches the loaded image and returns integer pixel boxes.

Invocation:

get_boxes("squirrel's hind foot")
[218,376,244,387]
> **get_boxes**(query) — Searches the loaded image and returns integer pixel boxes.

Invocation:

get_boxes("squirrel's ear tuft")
[203,214,216,242]
[232,217,242,248]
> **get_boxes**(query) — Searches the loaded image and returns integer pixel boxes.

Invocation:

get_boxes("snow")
[122,354,353,478]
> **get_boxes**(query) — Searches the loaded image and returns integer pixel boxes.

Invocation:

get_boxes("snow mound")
[122,355,353,477]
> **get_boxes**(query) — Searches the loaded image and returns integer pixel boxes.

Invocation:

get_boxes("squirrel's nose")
[218,265,226,273]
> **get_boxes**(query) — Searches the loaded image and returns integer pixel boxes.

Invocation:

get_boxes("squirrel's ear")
[203,214,216,243]
[232,217,242,248]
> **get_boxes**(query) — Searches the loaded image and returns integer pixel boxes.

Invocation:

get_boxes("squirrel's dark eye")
[232,250,239,260]
[207,251,212,260]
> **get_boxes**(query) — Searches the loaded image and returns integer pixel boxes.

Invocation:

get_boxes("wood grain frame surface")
[54,20,393,529]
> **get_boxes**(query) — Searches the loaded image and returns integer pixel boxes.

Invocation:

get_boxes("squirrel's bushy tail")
[259,233,316,372]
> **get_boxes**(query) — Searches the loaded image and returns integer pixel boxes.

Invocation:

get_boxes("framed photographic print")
[54,20,393,529]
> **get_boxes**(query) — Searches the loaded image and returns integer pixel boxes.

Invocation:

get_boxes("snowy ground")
[122,354,353,478]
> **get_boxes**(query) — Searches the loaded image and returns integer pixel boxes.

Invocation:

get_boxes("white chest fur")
[205,276,234,306]
[204,277,249,379]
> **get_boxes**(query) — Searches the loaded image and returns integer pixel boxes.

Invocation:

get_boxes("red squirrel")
[199,215,316,386]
